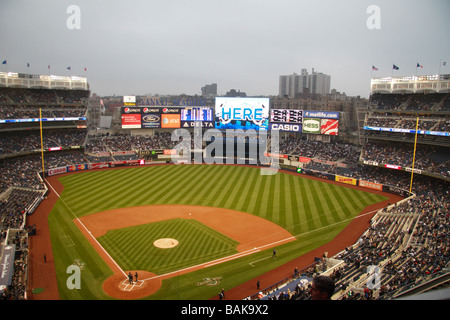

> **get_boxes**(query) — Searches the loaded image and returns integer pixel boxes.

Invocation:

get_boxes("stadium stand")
[0,78,448,300]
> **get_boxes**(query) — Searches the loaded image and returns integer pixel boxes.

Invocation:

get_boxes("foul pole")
[409,117,419,194]
[40,108,45,175]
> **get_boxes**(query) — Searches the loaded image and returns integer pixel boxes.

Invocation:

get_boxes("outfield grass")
[48,164,387,299]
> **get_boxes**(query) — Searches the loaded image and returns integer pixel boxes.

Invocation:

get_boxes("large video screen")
[215,97,269,130]
[181,107,213,121]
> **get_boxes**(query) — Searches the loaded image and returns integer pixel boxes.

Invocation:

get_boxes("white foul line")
[45,178,127,278]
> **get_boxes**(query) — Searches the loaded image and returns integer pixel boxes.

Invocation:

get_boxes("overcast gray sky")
[1,0,449,98]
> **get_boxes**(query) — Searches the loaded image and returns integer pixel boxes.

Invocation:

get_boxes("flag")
[372,65,378,71]
[27,62,30,68]
[67,66,71,71]
[2,60,6,65]
[416,63,423,68]
[48,65,50,69]
[84,67,87,71]
[393,64,399,70]
[444,61,447,66]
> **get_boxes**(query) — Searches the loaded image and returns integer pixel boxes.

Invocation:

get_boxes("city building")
[201,83,217,97]
[279,68,331,98]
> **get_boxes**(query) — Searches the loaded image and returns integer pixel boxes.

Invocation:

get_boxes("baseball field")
[37,164,391,300]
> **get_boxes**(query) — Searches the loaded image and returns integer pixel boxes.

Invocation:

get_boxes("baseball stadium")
[0,71,449,304]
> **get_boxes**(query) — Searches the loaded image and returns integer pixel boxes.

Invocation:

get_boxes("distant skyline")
[1,0,449,98]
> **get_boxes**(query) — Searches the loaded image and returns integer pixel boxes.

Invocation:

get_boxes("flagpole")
[409,116,419,194]
[391,64,394,93]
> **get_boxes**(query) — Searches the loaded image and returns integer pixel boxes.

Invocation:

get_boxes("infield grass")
[97,218,239,275]
[47,164,388,300]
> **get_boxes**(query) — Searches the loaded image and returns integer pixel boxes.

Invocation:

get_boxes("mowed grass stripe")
[63,168,158,214]
[339,184,370,212]
[223,167,252,209]
[287,175,300,235]
[268,174,280,224]
[220,166,251,208]
[291,175,307,235]
[114,165,197,207]
[114,166,178,206]
[298,177,316,232]
[309,180,330,228]
[173,165,223,205]
[185,165,230,206]
[328,183,354,219]
[256,175,272,220]
[278,174,288,228]
[241,170,264,215]
[203,166,238,208]
[213,166,245,208]
[321,183,348,223]
[126,165,197,205]
[156,165,208,204]
[234,166,259,212]
[316,183,339,224]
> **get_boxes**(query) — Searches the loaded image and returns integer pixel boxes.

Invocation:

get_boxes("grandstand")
[0,71,448,300]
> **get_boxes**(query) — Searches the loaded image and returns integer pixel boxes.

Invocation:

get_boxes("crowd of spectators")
[277,136,361,164]
[0,130,87,156]
[361,141,449,178]
[0,229,29,300]
[0,189,42,300]
[85,132,193,154]
[0,106,86,120]
[365,114,449,132]
[331,177,449,300]
[370,92,450,111]
[0,88,89,106]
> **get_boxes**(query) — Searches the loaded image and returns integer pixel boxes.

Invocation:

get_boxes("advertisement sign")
[122,114,141,129]
[335,175,357,185]
[303,111,339,119]
[0,245,15,287]
[215,97,269,130]
[48,166,68,176]
[302,118,321,134]
[270,123,302,132]
[123,96,136,105]
[141,114,161,128]
[359,180,383,191]
[161,114,181,128]
[181,121,215,128]
[321,119,339,135]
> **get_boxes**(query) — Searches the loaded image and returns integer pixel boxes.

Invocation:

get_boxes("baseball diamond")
[33,164,394,300]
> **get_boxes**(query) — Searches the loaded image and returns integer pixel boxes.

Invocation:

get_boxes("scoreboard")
[269,109,338,134]
[269,109,303,132]
[270,109,302,123]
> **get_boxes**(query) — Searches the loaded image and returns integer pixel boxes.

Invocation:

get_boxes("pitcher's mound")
[103,271,161,300]
[153,238,179,249]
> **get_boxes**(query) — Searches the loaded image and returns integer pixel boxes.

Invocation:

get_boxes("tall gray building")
[279,68,330,97]
[201,83,217,97]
